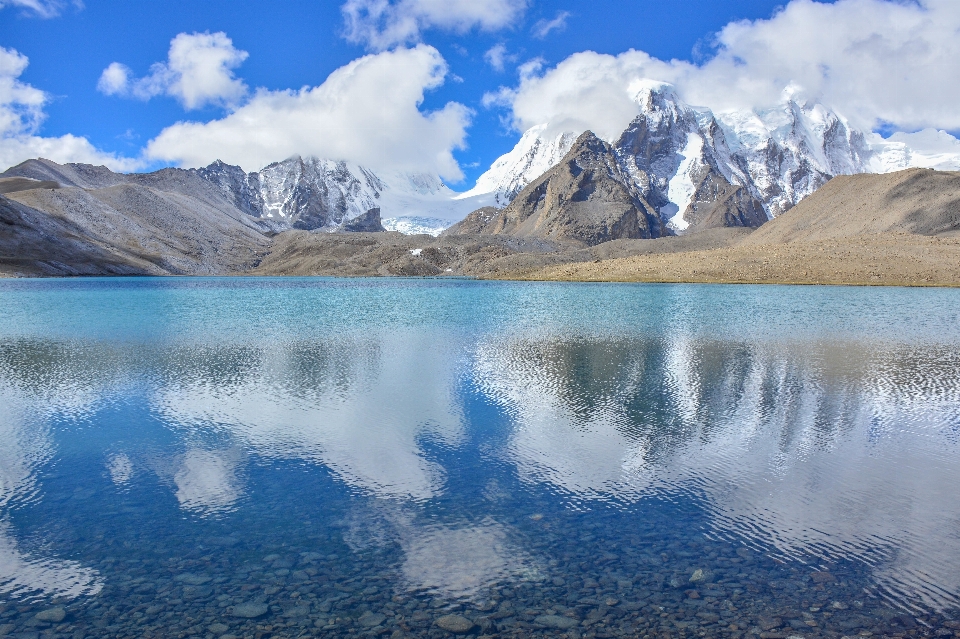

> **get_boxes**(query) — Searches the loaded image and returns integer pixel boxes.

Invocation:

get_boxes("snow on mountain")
[715,98,871,217]
[455,125,578,208]
[466,82,960,231]
[196,156,481,233]
[867,129,960,173]
[381,217,453,236]
[192,83,960,236]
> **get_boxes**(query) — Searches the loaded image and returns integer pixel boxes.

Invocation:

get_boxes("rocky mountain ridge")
[462,83,880,235]
[446,132,667,244]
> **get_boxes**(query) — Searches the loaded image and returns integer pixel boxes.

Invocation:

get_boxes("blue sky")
[2,0,959,186]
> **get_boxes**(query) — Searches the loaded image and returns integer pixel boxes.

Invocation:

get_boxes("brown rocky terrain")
[504,169,960,286]
[3,164,959,287]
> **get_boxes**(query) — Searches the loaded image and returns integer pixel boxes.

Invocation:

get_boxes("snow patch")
[382,216,452,236]
[665,134,703,231]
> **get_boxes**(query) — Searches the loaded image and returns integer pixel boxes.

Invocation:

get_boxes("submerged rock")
[359,611,387,627]
[231,602,268,618]
[435,614,476,633]
[34,607,66,623]
[535,614,578,629]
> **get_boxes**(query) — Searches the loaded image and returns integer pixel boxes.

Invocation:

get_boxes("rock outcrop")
[340,207,385,232]
[445,132,664,245]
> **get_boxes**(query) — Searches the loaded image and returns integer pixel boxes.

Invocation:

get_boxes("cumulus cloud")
[532,10,570,39]
[98,32,249,110]
[484,44,517,72]
[0,0,81,18]
[488,0,960,138]
[0,46,138,172]
[342,0,528,50]
[145,45,471,179]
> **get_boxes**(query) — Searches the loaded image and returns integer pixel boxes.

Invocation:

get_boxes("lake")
[0,277,959,639]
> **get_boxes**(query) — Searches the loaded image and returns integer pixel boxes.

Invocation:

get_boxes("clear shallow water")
[0,277,959,639]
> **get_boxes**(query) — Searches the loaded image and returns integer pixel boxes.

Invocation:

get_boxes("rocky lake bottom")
[1,278,959,639]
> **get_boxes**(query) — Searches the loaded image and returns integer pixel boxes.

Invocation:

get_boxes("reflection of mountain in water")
[474,335,960,611]
[3,325,960,611]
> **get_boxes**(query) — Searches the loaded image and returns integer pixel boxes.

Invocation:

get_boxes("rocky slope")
[741,168,960,245]
[501,168,960,286]
[0,168,270,276]
[445,132,666,245]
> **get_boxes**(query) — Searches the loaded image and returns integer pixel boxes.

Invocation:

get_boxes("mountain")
[460,83,880,236]
[1,157,479,237]
[504,168,960,287]
[445,132,664,245]
[741,168,960,245]
[0,173,269,276]
[455,125,579,208]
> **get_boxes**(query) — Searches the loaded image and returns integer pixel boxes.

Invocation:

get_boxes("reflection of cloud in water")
[399,519,536,599]
[0,383,102,599]
[336,503,535,599]
[173,449,243,516]
[475,336,960,611]
[0,521,102,600]
[153,333,465,502]
[107,453,134,485]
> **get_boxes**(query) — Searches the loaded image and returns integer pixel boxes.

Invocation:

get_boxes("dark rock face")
[194,160,265,218]
[340,207,385,232]
[684,173,769,231]
[443,207,501,235]
[446,132,663,245]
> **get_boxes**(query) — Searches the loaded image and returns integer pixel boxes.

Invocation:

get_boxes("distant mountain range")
[2,79,960,280]
[4,81,959,241]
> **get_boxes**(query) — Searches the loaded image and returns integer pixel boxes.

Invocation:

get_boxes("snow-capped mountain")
[714,97,871,217]
[464,83,878,232]
[194,156,484,236]
[455,125,579,208]
[130,82,960,238]
[461,81,960,233]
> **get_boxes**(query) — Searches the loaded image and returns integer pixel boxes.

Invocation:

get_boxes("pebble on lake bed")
[359,611,387,627]
[435,614,476,633]
[535,614,579,629]
[34,607,66,623]
[231,602,268,618]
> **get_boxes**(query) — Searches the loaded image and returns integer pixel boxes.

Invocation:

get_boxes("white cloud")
[532,10,570,39]
[98,32,249,110]
[96,62,130,96]
[489,0,960,138]
[0,0,81,18]
[0,46,139,172]
[484,44,516,72]
[342,0,528,50]
[145,45,471,179]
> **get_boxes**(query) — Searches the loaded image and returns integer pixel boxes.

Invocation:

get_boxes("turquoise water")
[0,277,959,638]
